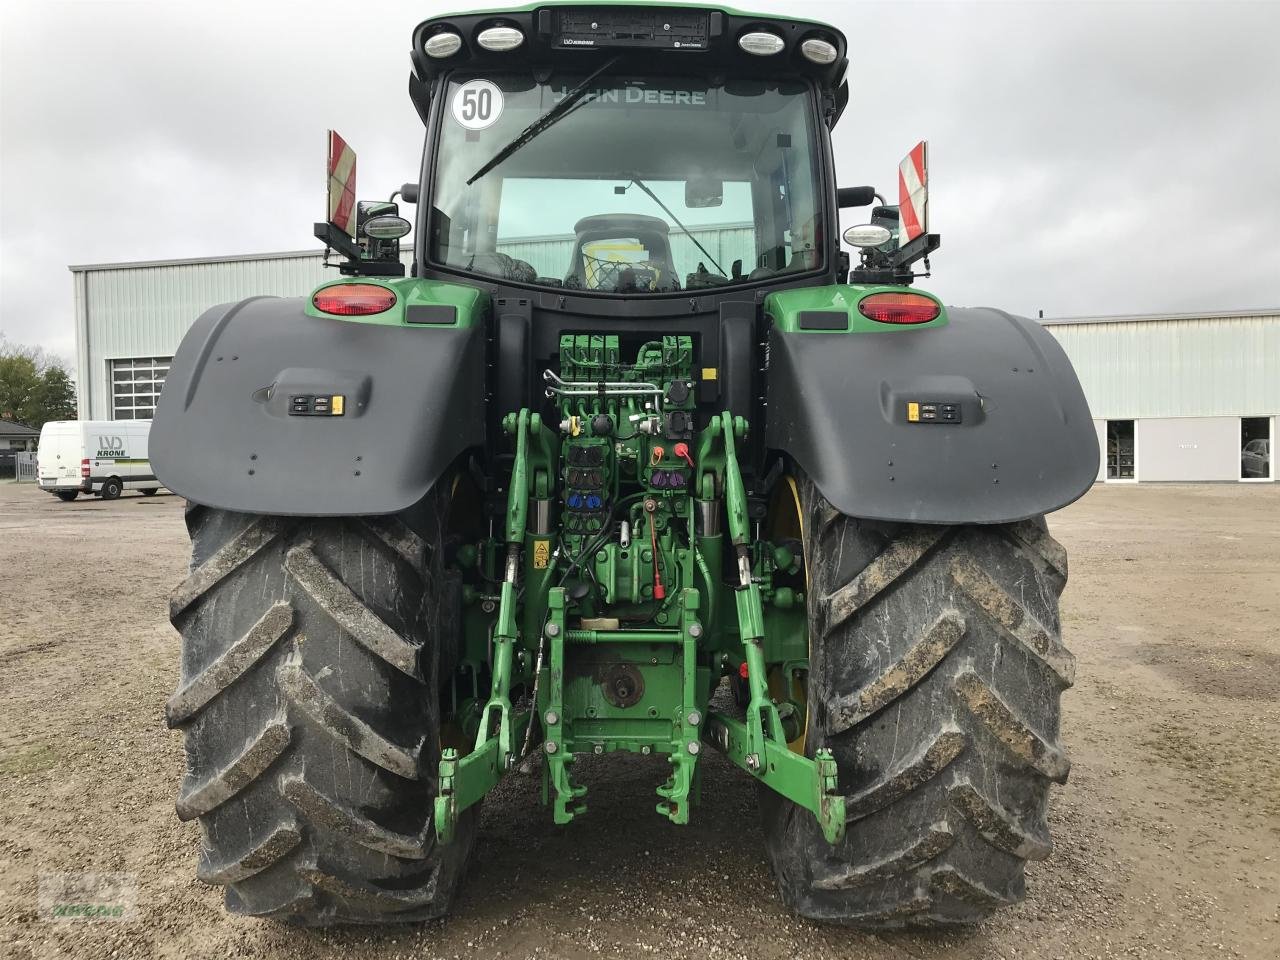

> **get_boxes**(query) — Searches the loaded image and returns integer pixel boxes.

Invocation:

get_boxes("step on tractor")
[152,1,1098,928]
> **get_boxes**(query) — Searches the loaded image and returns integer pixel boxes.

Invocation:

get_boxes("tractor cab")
[316,6,938,293]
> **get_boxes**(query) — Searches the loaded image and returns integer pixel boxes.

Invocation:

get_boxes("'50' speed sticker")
[452,80,503,130]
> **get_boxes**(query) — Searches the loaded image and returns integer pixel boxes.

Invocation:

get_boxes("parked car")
[1242,438,1270,478]
[36,420,163,500]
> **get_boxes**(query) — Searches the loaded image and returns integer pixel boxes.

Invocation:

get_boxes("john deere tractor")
[153,1,1097,928]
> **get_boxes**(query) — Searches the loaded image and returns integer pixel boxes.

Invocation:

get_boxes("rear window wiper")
[466,57,620,186]
[626,174,727,278]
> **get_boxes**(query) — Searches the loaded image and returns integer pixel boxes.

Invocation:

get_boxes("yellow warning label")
[907,401,920,422]
[701,367,718,381]
[532,539,551,569]
[330,394,345,416]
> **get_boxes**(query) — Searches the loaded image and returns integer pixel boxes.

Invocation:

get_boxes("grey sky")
[2,0,1278,365]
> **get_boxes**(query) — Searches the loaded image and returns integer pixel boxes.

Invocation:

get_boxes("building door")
[1106,420,1136,481]
[109,356,171,420]
[1240,417,1272,481]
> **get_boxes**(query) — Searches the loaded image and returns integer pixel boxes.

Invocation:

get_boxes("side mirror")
[353,200,408,276]
[837,186,877,208]
[685,174,723,209]
[869,205,901,252]
[870,204,900,224]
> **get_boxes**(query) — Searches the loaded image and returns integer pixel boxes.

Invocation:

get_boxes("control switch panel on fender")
[289,394,346,416]
[906,400,960,424]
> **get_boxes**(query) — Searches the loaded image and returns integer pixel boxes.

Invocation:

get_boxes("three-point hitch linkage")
[435,379,844,845]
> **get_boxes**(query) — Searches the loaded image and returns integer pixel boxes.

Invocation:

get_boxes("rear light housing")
[80,458,90,478]
[858,292,941,325]
[312,284,397,316]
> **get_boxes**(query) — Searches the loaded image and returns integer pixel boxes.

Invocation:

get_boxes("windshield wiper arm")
[466,57,620,186]
[627,174,727,278]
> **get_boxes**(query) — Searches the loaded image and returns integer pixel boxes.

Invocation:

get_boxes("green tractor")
[153,1,1097,928]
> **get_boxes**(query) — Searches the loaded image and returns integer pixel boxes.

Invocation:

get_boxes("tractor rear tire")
[761,474,1074,927]
[166,483,476,925]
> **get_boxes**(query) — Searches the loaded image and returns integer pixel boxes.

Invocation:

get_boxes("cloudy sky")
[2,0,1278,365]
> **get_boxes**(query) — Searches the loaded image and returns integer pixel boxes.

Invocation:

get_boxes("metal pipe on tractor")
[152,1,1097,929]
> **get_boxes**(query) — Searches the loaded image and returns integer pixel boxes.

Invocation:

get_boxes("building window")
[1106,420,1136,480]
[110,357,171,420]
[1241,417,1271,481]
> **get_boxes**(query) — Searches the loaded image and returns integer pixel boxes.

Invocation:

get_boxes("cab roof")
[423,1,846,35]
[409,2,849,124]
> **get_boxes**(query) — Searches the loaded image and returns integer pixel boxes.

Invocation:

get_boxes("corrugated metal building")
[69,248,1276,483]
[1041,310,1277,482]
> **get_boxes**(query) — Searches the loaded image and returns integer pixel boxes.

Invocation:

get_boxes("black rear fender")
[152,295,486,516]
[764,303,1098,524]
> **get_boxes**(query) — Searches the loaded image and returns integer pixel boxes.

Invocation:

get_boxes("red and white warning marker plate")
[898,140,928,248]
[327,130,358,238]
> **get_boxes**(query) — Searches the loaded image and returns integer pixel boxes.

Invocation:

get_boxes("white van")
[36,420,163,501]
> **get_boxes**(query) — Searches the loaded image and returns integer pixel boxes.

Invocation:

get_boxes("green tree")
[0,352,40,422]
[31,365,78,423]
[0,335,78,429]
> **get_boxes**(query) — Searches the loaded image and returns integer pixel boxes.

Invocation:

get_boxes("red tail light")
[81,458,90,478]
[312,284,397,316]
[858,292,941,325]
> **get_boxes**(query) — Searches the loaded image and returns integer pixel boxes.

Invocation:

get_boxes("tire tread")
[763,474,1072,927]
[169,490,475,925]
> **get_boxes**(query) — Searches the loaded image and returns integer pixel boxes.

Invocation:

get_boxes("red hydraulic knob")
[649,508,666,600]
[674,442,694,468]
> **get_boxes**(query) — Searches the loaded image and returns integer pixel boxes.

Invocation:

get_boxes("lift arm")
[704,412,846,845]
[436,409,542,843]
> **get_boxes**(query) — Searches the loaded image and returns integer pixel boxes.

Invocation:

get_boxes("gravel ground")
[0,480,1277,959]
